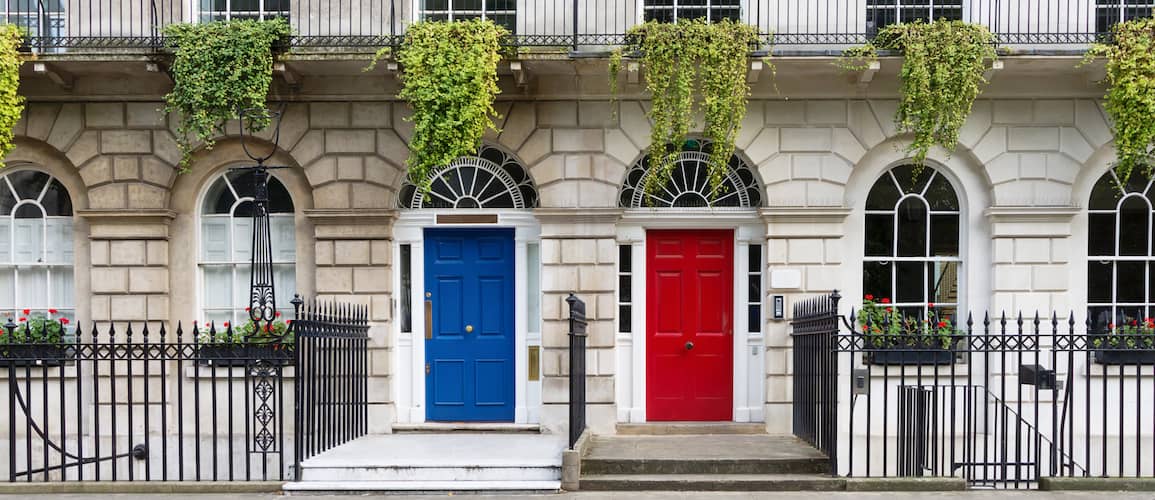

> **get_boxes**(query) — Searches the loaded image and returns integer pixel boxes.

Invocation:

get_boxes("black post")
[571,0,578,51]
[291,294,304,480]
[566,293,587,450]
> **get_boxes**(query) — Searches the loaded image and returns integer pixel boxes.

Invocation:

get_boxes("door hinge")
[425,362,431,375]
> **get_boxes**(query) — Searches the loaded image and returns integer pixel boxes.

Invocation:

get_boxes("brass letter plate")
[528,346,540,381]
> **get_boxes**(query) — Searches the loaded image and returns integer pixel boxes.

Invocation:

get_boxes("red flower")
[48,309,57,315]
[17,317,25,322]
[864,294,874,301]
[885,307,893,313]
[1133,320,1139,326]
[275,311,282,318]
[1110,323,1116,329]
[245,307,251,312]
[928,302,935,308]
[937,321,947,328]
[21,309,29,315]
[223,321,230,328]
[60,318,70,325]
[881,298,891,304]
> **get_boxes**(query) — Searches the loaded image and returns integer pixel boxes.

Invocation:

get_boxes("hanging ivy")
[163,18,290,172]
[613,20,762,199]
[840,20,996,172]
[1083,18,1155,184]
[0,25,25,169]
[390,20,506,192]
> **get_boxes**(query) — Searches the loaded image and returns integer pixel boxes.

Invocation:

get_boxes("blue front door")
[424,228,516,422]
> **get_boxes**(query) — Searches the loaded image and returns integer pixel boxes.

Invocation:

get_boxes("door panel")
[646,229,734,421]
[425,228,515,422]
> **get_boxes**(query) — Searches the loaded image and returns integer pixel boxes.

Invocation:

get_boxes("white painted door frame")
[614,209,767,423]
[392,210,542,424]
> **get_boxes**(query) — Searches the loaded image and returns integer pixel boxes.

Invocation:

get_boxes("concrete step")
[299,464,560,482]
[579,473,846,491]
[392,422,542,433]
[582,457,829,475]
[617,422,766,435]
[283,480,561,493]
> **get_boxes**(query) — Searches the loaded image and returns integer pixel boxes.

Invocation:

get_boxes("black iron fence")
[20,0,1139,51]
[567,293,587,450]
[0,294,366,483]
[292,298,369,475]
[793,291,1155,489]
[790,290,839,474]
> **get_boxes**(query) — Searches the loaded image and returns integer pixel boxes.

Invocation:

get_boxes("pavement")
[6,493,1155,499]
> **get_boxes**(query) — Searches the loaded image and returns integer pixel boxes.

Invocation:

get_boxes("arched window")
[862,165,961,321]
[619,139,761,208]
[1087,169,1155,331]
[0,170,74,321]
[199,170,296,326]
[397,145,538,209]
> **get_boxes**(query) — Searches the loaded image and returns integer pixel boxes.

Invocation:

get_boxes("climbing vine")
[390,20,506,192]
[840,20,996,172]
[1083,18,1155,183]
[613,20,762,199]
[0,25,26,169]
[163,18,290,172]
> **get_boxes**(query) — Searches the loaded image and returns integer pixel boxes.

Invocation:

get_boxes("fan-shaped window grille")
[619,140,762,208]
[398,145,538,209]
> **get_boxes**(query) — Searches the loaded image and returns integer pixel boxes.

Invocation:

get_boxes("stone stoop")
[282,433,564,493]
[578,433,845,491]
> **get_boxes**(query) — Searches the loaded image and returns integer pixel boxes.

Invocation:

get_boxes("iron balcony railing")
[16,0,1150,52]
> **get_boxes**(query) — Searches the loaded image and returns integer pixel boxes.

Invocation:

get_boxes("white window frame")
[1087,171,1155,329]
[865,0,965,34]
[639,0,742,23]
[862,166,963,321]
[197,0,290,22]
[1093,0,1155,35]
[0,170,74,322]
[417,0,516,24]
[197,172,296,327]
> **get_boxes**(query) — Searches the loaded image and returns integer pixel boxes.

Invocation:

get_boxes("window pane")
[930,214,959,256]
[619,275,632,303]
[400,244,412,333]
[0,268,12,309]
[1088,305,1112,332]
[270,215,296,261]
[891,165,932,195]
[748,305,761,333]
[1090,174,1123,210]
[896,198,927,257]
[1088,261,1113,303]
[925,174,959,210]
[0,180,14,215]
[0,219,8,262]
[1118,196,1149,256]
[232,217,253,262]
[865,214,893,257]
[234,264,252,310]
[12,218,43,264]
[267,177,294,214]
[866,167,901,210]
[20,268,48,309]
[40,180,72,216]
[749,244,761,273]
[201,217,230,261]
[619,305,631,333]
[203,177,235,215]
[51,268,73,309]
[7,171,48,200]
[749,274,761,302]
[895,261,925,303]
[1088,213,1117,256]
[44,218,73,264]
[863,261,891,301]
[273,264,295,311]
[619,245,631,272]
[1117,260,1146,303]
[528,243,540,329]
[929,261,958,305]
[203,265,233,308]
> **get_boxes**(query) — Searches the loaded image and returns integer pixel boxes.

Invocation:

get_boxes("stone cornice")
[759,207,852,224]
[76,209,177,224]
[533,208,623,224]
[984,206,1080,222]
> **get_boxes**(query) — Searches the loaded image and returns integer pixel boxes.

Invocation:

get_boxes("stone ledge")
[844,477,967,491]
[1040,477,1155,491]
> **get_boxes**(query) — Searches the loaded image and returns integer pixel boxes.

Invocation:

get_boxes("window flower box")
[859,296,958,366]
[1091,320,1155,365]
[0,311,73,367]
[196,316,295,366]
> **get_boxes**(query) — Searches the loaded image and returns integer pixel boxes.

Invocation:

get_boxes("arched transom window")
[1087,169,1155,331]
[862,165,961,321]
[398,145,539,209]
[0,170,74,321]
[200,170,296,325]
[619,139,762,208]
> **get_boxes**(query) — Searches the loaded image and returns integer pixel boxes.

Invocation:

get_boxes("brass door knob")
[685,342,694,351]
[465,324,474,333]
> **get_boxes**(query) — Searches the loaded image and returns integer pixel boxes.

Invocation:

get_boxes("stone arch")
[6,137,88,210]
[617,139,764,208]
[396,143,539,209]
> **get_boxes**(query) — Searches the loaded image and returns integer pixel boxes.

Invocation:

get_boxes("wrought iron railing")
[790,290,840,475]
[20,0,1145,52]
[793,291,1155,489]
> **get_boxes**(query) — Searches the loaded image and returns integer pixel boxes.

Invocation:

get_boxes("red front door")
[646,229,734,421]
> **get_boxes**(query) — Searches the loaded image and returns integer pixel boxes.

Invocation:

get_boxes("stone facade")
[8,52,1118,436]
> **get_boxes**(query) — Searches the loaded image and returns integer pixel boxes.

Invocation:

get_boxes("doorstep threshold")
[393,422,542,433]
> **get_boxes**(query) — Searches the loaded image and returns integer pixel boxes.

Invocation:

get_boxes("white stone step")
[298,464,561,482]
[283,480,561,492]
